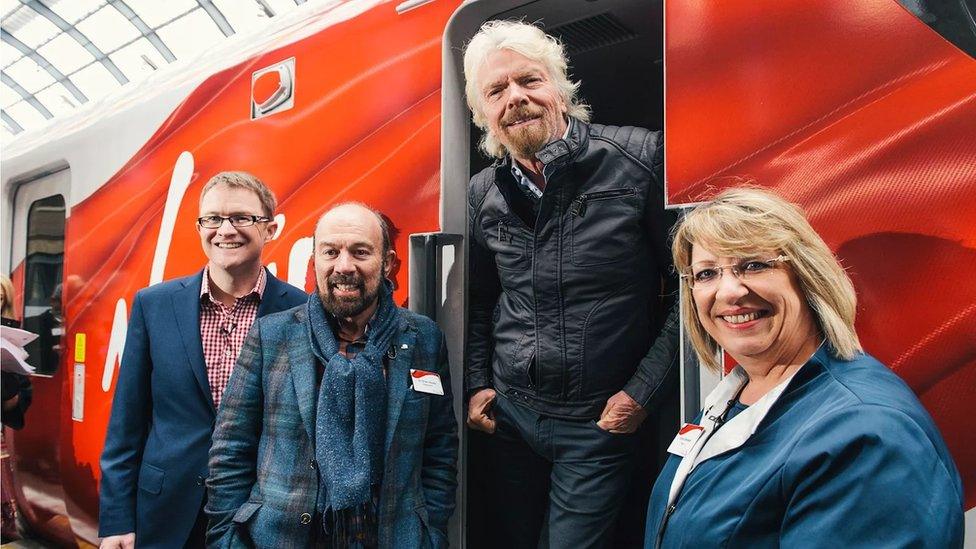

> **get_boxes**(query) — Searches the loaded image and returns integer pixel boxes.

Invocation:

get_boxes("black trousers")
[483,393,643,549]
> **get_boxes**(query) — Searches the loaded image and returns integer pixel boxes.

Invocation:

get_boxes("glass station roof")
[0,0,308,142]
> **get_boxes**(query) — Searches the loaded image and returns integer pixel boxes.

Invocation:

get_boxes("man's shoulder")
[256,303,307,332]
[265,271,308,305]
[467,163,500,207]
[587,123,662,168]
[396,308,442,339]
[134,272,200,302]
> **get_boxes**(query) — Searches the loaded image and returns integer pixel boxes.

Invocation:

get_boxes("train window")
[21,194,66,376]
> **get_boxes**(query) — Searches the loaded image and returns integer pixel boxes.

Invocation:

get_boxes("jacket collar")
[534,115,586,167]
[666,344,831,506]
[493,116,589,178]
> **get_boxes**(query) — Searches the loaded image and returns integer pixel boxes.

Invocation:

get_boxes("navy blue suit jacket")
[98,268,306,546]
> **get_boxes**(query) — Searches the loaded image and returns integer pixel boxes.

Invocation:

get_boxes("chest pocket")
[482,218,530,271]
[570,187,640,266]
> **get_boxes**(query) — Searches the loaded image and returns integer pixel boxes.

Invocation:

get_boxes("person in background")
[207,203,457,547]
[1,274,31,430]
[98,172,306,549]
[645,187,963,548]
[1,273,31,542]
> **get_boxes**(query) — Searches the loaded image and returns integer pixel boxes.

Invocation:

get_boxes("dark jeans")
[486,392,642,549]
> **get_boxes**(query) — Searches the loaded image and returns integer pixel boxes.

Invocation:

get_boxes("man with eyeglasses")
[98,172,307,549]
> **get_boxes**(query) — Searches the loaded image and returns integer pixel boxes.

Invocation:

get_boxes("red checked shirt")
[200,267,266,409]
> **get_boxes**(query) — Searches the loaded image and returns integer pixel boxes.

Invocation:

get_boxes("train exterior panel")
[664,0,976,510]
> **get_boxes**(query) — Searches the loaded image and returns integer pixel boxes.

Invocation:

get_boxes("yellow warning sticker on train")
[75,333,86,363]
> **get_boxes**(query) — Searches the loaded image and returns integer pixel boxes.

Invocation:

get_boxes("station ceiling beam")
[1,71,53,119]
[0,31,88,105]
[21,0,129,86]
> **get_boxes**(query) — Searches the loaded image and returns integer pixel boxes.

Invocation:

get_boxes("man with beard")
[99,172,307,548]
[463,21,680,548]
[207,203,458,548]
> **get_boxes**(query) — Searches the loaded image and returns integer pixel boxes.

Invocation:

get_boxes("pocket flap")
[232,501,262,524]
[137,462,164,495]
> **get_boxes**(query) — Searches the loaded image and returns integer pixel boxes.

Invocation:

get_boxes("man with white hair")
[463,20,680,548]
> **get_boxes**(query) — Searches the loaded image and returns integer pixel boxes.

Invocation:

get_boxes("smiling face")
[690,244,819,369]
[313,205,395,320]
[197,184,277,278]
[477,49,568,161]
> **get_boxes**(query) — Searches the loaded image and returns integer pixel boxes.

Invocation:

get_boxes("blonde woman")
[1,274,31,430]
[0,274,16,324]
[645,188,963,548]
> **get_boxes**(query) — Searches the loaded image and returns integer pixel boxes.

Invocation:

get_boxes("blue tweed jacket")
[206,302,458,548]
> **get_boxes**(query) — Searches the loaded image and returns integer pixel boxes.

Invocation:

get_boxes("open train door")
[663,0,976,539]
[442,1,675,546]
[3,166,82,545]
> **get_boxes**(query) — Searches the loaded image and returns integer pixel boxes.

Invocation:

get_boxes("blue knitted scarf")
[307,281,398,517]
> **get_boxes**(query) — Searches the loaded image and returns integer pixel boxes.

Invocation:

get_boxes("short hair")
[0,274,15,319]
[199,171,277,217]
[672,186,862,372]
[314,202,392,257]
[463,20,591,159]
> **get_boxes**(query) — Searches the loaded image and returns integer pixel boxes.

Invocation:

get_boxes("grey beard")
[503,122,554,159]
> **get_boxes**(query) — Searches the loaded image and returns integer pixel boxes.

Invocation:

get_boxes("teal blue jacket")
[645,347,963,548]
[206,303,458,548]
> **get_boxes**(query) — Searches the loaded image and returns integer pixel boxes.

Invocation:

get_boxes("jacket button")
[300,512,312,525]
[310,459,317,469]
[196,476,205,486]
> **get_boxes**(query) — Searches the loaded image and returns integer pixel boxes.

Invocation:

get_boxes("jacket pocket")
[232,501,262,548]
[232,501,262,524]
[484,219,530,271]
[570,187,639,266]
[137,462,164,495]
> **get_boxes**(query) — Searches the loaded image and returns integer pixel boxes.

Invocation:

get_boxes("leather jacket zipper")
[571,187,636,217]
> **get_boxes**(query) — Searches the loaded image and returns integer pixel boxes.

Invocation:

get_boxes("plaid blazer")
[206,303,458,548]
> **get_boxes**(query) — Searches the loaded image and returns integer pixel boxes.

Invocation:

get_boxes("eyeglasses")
[681,255,790,290]
[197,215,272,229]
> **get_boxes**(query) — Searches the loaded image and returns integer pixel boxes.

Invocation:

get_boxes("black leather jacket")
[466,118,679,419]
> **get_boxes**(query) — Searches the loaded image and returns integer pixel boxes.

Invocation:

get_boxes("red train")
[1,0,972,545]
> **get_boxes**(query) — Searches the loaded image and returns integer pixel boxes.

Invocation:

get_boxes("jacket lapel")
[289,307,318,442]
[171,272,215,414]
[694,379,789,464]
[384,317,415,458]
[257,268,285,316]
[667,368,746,505]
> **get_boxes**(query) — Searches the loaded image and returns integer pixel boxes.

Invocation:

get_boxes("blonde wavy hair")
[1,274,15,319]
[672,187,862,372]
[463,20,591,159]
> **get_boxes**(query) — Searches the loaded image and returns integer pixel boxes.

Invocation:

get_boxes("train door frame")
[440,1,687,545]
[5,164,77,545]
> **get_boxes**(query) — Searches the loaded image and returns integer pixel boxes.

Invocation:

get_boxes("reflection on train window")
[22,194,66,376]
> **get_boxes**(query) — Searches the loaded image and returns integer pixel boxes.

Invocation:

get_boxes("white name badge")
[410,369,444,395]
[667,423,705,457]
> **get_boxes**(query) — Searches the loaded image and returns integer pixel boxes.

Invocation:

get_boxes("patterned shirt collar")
[509,117,573,201]
[200,265,267,303]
